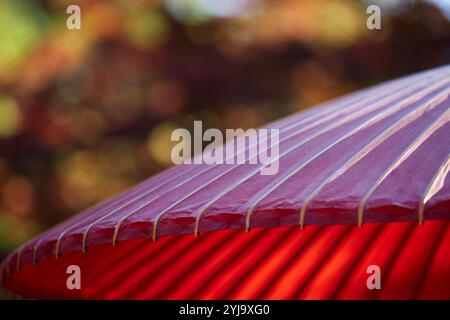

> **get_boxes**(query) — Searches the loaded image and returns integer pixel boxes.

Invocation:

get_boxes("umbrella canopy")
[1,65,450,299]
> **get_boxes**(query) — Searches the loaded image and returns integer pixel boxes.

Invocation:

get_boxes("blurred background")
[0,0,449,272]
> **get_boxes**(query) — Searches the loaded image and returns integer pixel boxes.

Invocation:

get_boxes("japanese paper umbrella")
[1,65,450,299]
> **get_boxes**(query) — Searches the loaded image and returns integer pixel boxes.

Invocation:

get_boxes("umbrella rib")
[192,75,450,235]
[92,72,387,247]
[68,163,188,231]
[81,81,379,250]
[2,68,450,292]
[149,77,420,241]
[28,68,448,261]
[25,199,105,263]
[418,153,450,225]
[57,167,192,256]
[8,68,445,268]
[111,82,377,244]
[358,108,450,226]
[29,165,195,260]
[245,79,450,231]
[71,166,182,218]
[77,165,202,252]
[192,82,420,235]
[37,67,447,258]
[299,85,450,228]
[264,69,422,129]
[112,68,448,244]
[114,85,379,241]
[33,217,83,261]
[7,77,409,268]
[265,65,447,130]
[21,68,450,261]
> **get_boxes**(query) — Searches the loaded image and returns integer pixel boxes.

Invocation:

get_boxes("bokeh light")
[0,96,22,137]
[0,1,449,295]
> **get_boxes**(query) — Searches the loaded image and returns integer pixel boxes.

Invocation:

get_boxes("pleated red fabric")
[2,221,449,299]
[1,65,449,299]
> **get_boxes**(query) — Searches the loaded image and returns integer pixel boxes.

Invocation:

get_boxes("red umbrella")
[1,65,449,299]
